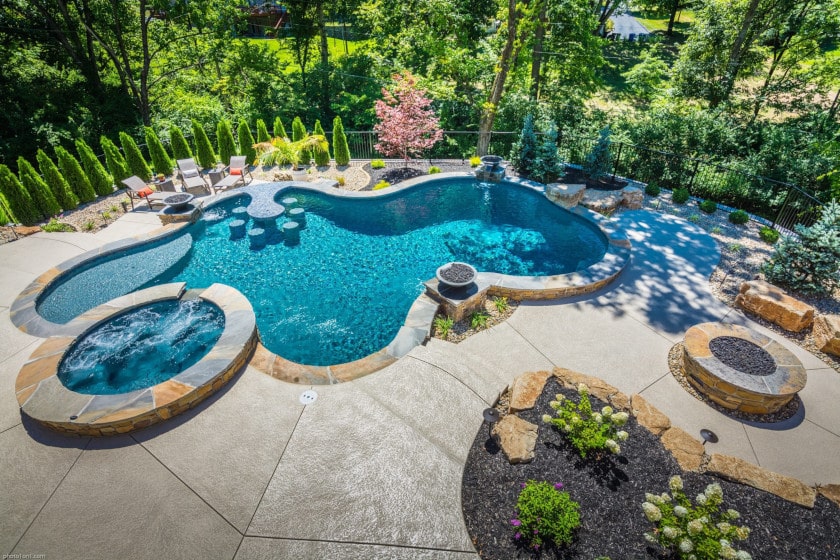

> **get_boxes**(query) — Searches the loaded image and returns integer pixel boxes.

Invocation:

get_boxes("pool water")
[58,299,224,395]
[39,180,607,365]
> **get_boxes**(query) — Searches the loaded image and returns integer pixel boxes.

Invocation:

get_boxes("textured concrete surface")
[1,207,839,559]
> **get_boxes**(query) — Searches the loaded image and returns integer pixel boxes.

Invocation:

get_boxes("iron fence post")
[611,142,623,183]
[687,160,701,192]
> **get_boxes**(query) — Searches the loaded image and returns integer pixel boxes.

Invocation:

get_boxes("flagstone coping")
[15,283,257,436]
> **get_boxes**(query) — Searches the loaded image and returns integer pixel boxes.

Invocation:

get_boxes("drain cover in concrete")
[299,390,318,405]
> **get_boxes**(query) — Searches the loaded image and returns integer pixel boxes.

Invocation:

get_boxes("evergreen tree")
[217,119,237,165]
[292,117,311,165]
[313,120,331,166]
[509,115,538,178]
[144,127,173,175]
[18,157,60,218]
[0,196,9,225]
[584,127,613,180]
[531,126,561,184]
[169,125,193,161]
[273,116,287,139]
[763,201,840,295]
[37,149,78,210]
[119,132,152,181]
[237,119,257,164]
[56,146,96,203]
[100,136,130,184]
[333,116,351,166]
[0,164,39,225]
[256,119,271,143]
[76,139,113,196]
[191,120,217,169]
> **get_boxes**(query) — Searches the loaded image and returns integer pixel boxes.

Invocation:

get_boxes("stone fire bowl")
[682,322,806,415]
[436,262,477,288]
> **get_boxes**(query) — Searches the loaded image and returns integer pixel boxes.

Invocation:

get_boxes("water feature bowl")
[163,193,194,212]
[480,155,503,170]
[436,262,477,288]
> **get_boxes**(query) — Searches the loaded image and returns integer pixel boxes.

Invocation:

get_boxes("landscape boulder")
[734,280,815,332]
[492,414,538,464]
[813,314,840,357]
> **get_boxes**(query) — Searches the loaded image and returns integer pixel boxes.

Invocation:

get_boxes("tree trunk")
[478,0,520,156]
[317,1,330,117]
[139,0,152,125]
[667,0,679,35]
[530,2,547,100]
[717,0,762,107]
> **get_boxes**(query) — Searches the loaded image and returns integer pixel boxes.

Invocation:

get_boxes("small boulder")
[553,367,622,406]
[630,394,671,435]
[818,484,840,508]
[509,370,551,413]
[661,427,705,471]
[492,414,538,464]
[813,315,840,357]
[621,186,644,209]
[707,453,816,508]
[546,183,586,209]
[734,280,815,332]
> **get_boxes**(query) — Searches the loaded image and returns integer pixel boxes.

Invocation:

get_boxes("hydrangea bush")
[542,383,629,458]
[643,475,751,560]
[511,481,580,551]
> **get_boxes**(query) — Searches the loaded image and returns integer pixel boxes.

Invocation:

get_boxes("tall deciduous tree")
[37,149,78,211]
[0,164,38,225]
[100,136,130,184]
[18,157,61,218]
[374,72,443,162]
[76,139,114,196]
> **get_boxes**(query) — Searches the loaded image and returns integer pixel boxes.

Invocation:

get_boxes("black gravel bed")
[362,160,479,189]
[709,336,777,377]
[461,377,840,559]
[440,263,475,283]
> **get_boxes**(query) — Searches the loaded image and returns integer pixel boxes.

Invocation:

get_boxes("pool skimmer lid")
[299,390,318,405]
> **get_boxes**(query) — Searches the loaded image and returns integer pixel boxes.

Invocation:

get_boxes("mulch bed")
[462,377,840,559]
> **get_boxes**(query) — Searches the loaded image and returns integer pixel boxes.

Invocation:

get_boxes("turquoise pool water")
[38,179,607,365]
[58,299,225,394]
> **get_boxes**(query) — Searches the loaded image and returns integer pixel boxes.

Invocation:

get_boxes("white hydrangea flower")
[617,430,629,442]
[719,539,731,548]
[705,483,723,501]
[642,501,662,522]
[687,519,704,536]
[555,394,565,402]
[541,414,553,424]
[660,492,671,503]
[662,526,678,540]
[735,551,752,560]
[593,412,603,424]
[717,522,732,534]
[727,509,741,520]
[720,547,737,560]
[679,538,693,553]
[571,416,581,425]
[735,526,750,540]
[688,555,697,560]
[605,439,620,454]
[577,383,589,395]
[561,423,572,433]
[601,405,614,417]
[611,411,629,426]
[674,505,688,518]
[669,475,684,492]
[549,400,560,409]
[644,532,657,543]
[645,492,660,504]
[696,493,708,506]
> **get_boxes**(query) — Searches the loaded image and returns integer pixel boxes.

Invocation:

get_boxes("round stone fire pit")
[163,193,194,211]
[436,262,477,288]
[682,322,806,415]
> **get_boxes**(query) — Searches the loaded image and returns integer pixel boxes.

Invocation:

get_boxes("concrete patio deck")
[1,208,838,560]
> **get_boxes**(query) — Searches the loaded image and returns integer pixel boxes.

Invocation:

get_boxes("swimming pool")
[35,178,609,365]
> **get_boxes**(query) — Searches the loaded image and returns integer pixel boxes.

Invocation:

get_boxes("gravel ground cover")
[462,377,840,560]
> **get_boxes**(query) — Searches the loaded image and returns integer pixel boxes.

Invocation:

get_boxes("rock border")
[493,367,830,510]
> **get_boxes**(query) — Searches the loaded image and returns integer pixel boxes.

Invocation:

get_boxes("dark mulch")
[709,337,777,377]
[361,160,477,189]
[462,377,840,560]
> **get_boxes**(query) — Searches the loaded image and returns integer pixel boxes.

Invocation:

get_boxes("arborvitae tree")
[292,117,311,165]
[256,119,271,143]
[312,120,331,166]
[191,120,217,169]
[119,132,152,181]
[510,115,538,178]
[76,139,113,196]
[531,126,561,184]
[100,136,130,184]
[0,195,9,225]
[216,119,237,165]
[37,149,78,210]
[333,116,351,166]
[237,119,257,164]
[144,127,173,176]
[169,125,193,161]
[56,146,96,203]
[18,157,60,218]
[0,164,40,225]
[273,116,287,139]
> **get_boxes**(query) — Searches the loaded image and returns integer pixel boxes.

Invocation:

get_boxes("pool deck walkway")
[1,208,838,560]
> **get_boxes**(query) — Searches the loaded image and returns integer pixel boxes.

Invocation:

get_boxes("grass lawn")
[247,37,365,65]
[633,8,695,32]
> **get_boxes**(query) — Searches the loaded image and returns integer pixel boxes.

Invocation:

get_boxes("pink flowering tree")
[374,72,443,163]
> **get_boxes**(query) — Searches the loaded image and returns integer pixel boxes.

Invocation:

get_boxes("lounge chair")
[121,176,168,210]
[213,156,254,192]
[176,158,211,195]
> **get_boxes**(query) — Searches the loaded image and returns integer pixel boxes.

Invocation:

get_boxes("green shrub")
[542,383,629,458]
[100,136,130,184]
[643,476,751,560]
[373,180,390,190]
[728,209,749,224]
[0,198,8,224]
[710,226,722,234]
[370,159,385,169]
[469,311,489,330]
[763,201,840,295]
[56,146,96,203]
[191,120,217,169]
[217,120,237,166]
[119,132,152,182]
[42,218,74,232]
[168,125,193,161]
[76,139,113,196]
[584,126,613,180]
[0,164,39,225]
[37,149,78,210]
[699,200,717,214]
[433,316,454,339]
[532,126,561,183]
[273,116,287,139]
[333,116,351,166]
[313,120,331,166]
[82,219,96,231]
[18,157,60,218]
[469,156,482,168]
[291,117,311,164]
[492,296,509,313]
[511,481,580,551]
[672,187,690,204]
[428,166,441,174]
[144,127,173,176]
[509,114,538,177]
[237,119,257,164]
[336,175,346,186]
[255,118,271,143]
[688,213,701,223]
[645,182,661,196]
[759,225,780,244]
